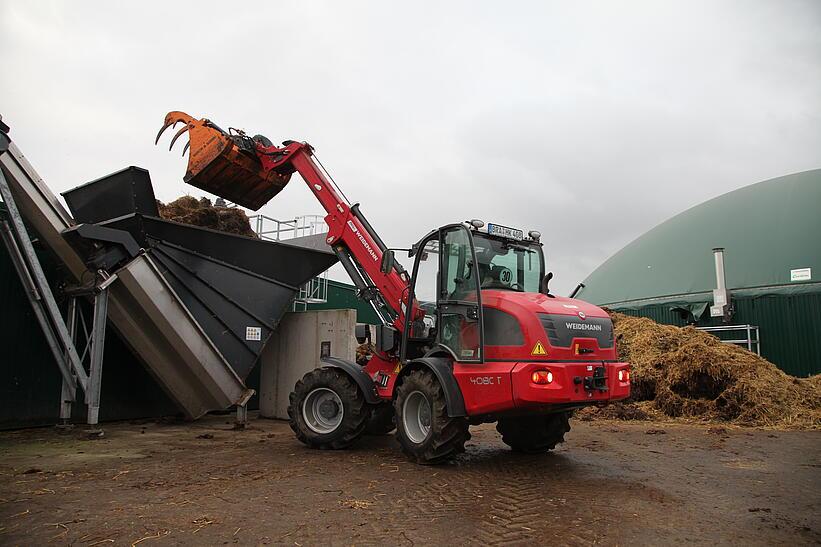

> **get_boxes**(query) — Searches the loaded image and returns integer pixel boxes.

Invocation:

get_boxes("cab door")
[437,225,484,363]
[402,225,484,364]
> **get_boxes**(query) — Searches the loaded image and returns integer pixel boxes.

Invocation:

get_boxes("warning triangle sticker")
[531,340,547,356]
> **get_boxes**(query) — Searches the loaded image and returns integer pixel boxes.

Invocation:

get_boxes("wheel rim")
[402,391,432,444]
[302,388,344,434]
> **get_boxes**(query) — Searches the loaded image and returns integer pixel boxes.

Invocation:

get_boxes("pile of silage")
[157,196,257,238]
[580,312,820,429]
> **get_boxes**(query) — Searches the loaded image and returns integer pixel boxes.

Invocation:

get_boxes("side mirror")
[380,250,395,274]
[542,271,554,296]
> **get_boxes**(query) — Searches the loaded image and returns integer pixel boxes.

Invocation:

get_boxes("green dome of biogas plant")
[576,169,821,378]
[578,169,821,304]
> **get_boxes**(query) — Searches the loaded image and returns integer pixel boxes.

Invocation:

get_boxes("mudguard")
[320,356,380,404]
[403,357,467,417]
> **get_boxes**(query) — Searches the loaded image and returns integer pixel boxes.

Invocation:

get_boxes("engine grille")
[538,313,614,349]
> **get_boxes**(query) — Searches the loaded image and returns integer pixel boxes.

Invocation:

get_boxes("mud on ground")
[0,414,818,545]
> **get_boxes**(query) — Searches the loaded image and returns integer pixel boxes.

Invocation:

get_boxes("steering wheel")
[441,322,455,343]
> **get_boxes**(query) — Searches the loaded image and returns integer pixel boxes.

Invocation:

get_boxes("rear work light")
[618,369,630,382]
[531,369,553,384]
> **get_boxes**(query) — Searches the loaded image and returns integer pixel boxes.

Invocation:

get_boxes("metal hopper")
[62,169,337,386]
[2,123,337,420]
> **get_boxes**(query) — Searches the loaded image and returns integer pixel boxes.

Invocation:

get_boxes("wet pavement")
[0,414,818,545]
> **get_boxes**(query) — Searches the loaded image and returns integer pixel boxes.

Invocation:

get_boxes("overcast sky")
[2,1,819,294]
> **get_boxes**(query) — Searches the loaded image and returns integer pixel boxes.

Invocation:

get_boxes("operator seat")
[480,263,506,289]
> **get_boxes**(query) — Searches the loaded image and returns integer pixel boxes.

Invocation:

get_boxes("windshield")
[472,232,544,293]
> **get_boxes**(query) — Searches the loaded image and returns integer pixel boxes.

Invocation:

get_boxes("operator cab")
[471,222,544,294]
[401,220,545,364]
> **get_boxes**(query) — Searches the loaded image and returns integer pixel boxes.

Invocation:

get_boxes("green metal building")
[576,169,821,377]
[303,279,380,324]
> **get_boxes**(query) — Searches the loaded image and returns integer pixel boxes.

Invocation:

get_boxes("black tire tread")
[287,368,369,450]
[394,369,470,464]
[366,402,396,435]
[496,412,571,454]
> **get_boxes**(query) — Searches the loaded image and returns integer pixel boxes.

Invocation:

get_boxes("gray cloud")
[2,0,819,294]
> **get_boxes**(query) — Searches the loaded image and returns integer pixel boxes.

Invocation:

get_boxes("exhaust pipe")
[710,247,732,321]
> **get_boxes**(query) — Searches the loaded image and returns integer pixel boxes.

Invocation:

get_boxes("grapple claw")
[155,111,197,145]
[155,110,293,210]
[168,124,190,151]
[154,124,170,145]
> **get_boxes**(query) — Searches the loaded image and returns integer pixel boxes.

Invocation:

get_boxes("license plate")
[487,223,524,241]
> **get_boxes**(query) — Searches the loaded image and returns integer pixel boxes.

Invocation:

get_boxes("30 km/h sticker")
[531,341,547,356]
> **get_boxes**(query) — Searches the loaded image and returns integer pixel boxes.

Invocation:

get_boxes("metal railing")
[248,214,327,242]
[294,276,329,310]
[696,324,761,355]
[248,214,329,309]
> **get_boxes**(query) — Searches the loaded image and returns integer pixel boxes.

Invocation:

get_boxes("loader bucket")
[156,111,291,210]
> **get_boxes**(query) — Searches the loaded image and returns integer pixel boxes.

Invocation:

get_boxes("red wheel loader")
[157,112,630,464]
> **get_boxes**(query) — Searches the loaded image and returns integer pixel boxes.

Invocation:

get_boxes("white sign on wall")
[790,268,812,282]
[245,326,262,341]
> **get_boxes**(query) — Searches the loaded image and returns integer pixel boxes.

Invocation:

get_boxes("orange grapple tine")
[155,122,172,145]
[155,119,185,145]
[182,140,190,156]
[168,124,190,151]
[156,111,197,145]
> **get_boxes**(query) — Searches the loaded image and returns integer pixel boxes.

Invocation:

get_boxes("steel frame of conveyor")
[1,130,255,423]
[0,169,111,427]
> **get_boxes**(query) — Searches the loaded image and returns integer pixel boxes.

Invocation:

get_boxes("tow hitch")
[574,366,608,392]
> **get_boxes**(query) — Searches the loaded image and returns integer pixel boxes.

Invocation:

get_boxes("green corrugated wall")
[303,279,380,324]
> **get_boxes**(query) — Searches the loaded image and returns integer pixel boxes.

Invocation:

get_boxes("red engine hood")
[481,290,610,319]
[480,290,617,361]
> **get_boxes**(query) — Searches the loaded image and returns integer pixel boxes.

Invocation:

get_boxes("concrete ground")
[0,414,818,546]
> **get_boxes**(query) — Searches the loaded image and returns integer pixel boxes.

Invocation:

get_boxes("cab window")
[473,234,542,293]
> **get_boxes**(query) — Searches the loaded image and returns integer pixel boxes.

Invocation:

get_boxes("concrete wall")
[259,309,357,419]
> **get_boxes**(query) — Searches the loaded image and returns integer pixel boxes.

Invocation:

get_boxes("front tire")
[496,412,571,453]
[394,369,470,464]
[288,368,369,450]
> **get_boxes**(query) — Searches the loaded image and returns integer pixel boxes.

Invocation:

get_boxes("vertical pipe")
[713,248,726,290]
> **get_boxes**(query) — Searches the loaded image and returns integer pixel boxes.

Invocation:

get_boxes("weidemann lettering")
[347,220,379,262]
[565,322,603,331]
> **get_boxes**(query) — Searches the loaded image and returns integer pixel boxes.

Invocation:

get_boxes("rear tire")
[366,403,395,435]
[394,369,470,464]
[288,368,368,450]
[496,412,571,453]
